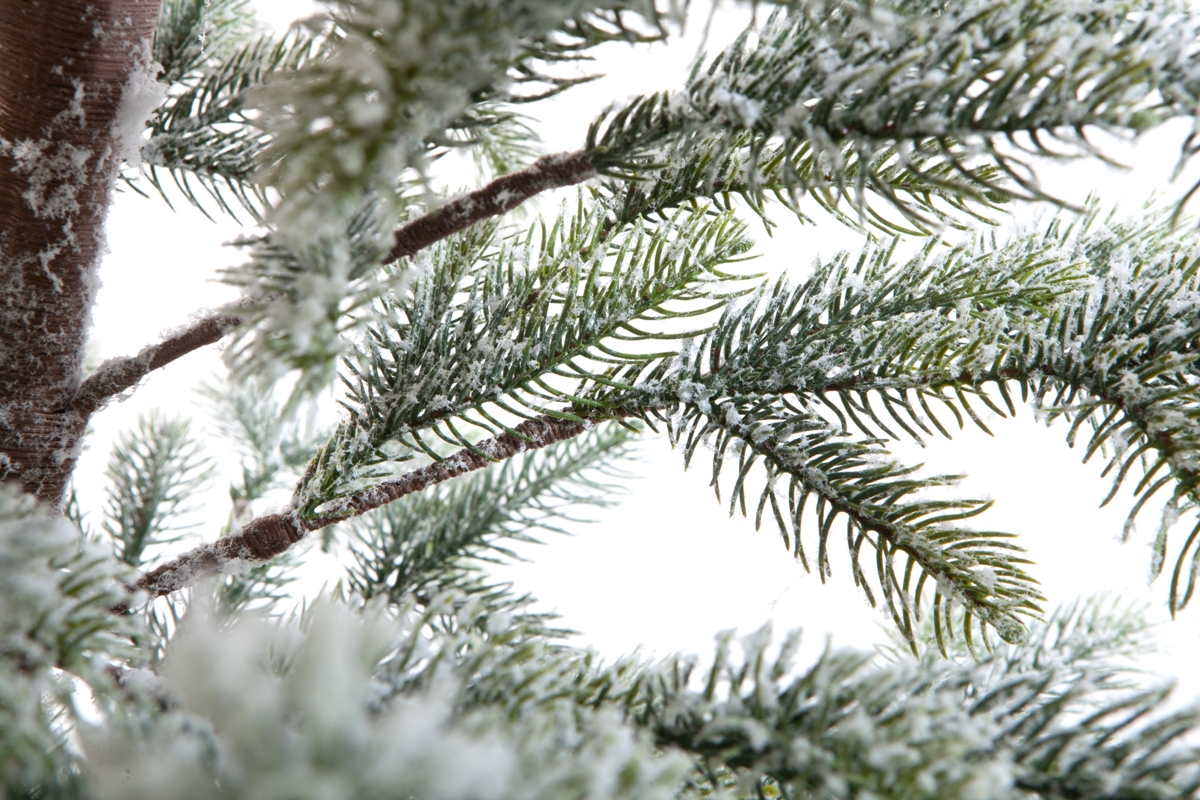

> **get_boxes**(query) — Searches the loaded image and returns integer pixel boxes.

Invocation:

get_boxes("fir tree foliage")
[148,0,1200,651]
[1011,211,1200,616]
[136,0,315,219]
[586,0,1200,231]
[627,599,1200,800]
[213,0,1200,407]
[253,0,677,238]
[95,411,215,664]
[0,487,139,792]
[198,380,329,617]
[82,595,688,800]
[11,0,1200,796]
[290,201,755,518]
[219,199,394,395]
[75,589,1200,800]
[346,422,637,638]
[100,411,213,568]
[586,226,1096,648]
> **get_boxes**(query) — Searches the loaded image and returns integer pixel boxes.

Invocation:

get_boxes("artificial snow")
[111,52,167,171]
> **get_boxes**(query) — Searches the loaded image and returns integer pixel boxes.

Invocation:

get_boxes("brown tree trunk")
[0,0,162,507]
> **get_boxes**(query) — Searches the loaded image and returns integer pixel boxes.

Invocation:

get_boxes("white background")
[80,0,1200,701]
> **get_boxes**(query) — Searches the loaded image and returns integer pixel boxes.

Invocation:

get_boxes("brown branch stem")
[128,414,607,599]
[385,150,596,262]
[80,151,595,422]
[69,309,241,416]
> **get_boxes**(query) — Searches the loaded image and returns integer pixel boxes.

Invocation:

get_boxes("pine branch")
[292,200,753,513]
[586,0,1200,228]
[371,595,1200,800]
[222,153,597,396]
[92,581,1200,799]
[307,414,611,526]
[153,0,256,86]
[138,28,316,220]
[127,413,614,598]
[591,127,1009,238]
[590,208,1200,637]
[90,144,610,409]
[0,487,142,788]
[384,150,596,262]
[68,310,240,416]
[255,0,674,235]
[279,207,1080,651]
[728,210,1200,620]
[438,106,543,180]
[672,395,1040,649]
[614,618,1200,800]
[198,380,323,616]
[569,229,1090,648]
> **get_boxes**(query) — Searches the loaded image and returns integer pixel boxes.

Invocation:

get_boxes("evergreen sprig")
[570,229,1089,648]
[587,0,1200,230]
[345,422,636,606]
[668,209,1200,626]
[140,21,316,219]
[0,487,140,794]
[254,0,678,240]
[616,614,1200,800]
[87,596,685,800]
[293,200,755,517]
[955,211,1200,616]
[101,411,213,569]
[200,381,329,617]
[61,585,1200,800]
[590,119,1010,237]
[371,595,1200,800]
[220,200,393,397]
[437,106,544,179]
[153,0,256,86]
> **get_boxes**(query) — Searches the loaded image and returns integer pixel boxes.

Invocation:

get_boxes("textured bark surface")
[0,0,162,506]
[130,512,306,599]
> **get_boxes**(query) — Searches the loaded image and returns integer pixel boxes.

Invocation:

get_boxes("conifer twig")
[384,150,595,262]
[127,413,610,599]
[70,310,241,416]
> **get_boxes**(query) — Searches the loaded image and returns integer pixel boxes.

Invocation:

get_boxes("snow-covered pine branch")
[6,0,1200,796]
[588,0,1200,229]
[128,412,618,597]
[78,589,1200,800]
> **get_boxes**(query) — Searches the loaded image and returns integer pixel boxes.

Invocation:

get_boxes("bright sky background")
[79,0,1200,705]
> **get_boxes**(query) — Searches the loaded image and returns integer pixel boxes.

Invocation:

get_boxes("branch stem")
[385,150,595,262]
[128,414,605,599]
[70,310,241,416]
[86,152,595,424]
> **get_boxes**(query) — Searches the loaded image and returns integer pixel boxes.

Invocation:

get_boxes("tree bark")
[0,0,162,507]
